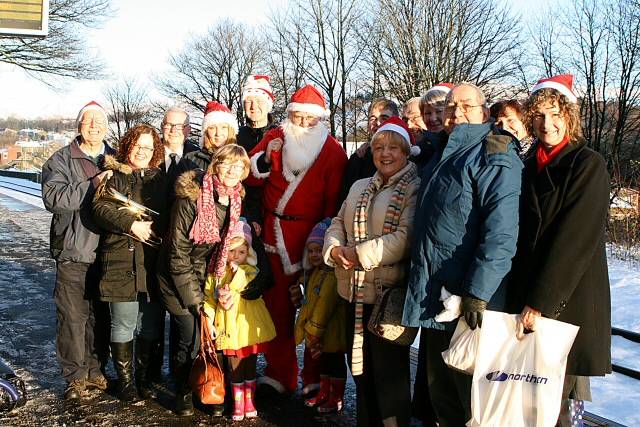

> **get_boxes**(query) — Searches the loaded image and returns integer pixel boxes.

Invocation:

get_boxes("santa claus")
[245,85,347,394]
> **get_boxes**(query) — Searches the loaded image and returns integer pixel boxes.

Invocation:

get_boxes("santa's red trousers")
[262,253,300,392]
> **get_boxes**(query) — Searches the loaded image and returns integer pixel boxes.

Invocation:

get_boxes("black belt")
[272,211,301,221]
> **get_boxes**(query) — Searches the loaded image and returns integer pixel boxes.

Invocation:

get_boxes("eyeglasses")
[162,123,185,131]
[218,163,245,172]
[133,144,154,154]
[444,103,484,114]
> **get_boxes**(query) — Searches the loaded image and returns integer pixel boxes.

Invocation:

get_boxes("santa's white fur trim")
[258,376,286,393]
[302,383,320,395]
[531,81,578,103]
[286,102,328,119]
[250,151,271,179]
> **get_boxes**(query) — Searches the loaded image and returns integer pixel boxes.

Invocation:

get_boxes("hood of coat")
[102,155,133,175]
[175,169,204,201]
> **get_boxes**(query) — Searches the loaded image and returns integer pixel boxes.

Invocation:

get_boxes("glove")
[462,293,487,330]
[187,303,202,318]
[240,280,266,300]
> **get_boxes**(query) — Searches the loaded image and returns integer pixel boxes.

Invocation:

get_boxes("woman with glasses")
[179,101,239,173]
[92,124,168,402]
[156,144,271,417]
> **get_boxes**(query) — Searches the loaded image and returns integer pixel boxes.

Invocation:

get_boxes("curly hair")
[117,124,164,168]
[524,88,582,142]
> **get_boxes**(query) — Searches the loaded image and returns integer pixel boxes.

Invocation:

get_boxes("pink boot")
[317,377,345,413]
[305,375,330,407]
[232,383,244,421]
[244,380,258,418]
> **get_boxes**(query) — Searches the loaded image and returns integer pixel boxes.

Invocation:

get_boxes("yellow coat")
[203,265,276,351]
[294,267,347,353]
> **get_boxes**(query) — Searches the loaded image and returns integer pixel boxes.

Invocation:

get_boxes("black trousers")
[412,328,438,426]
[347,303,411,427]
[169,313,199,367]
[53,261,103,382]
[425,328,472,427]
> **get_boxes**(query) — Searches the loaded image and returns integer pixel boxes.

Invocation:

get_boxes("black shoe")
[64,379,85,400]
[175,392,194,416]
[111,341,138,402]
[135,338,159,399]
[211,403,224,417]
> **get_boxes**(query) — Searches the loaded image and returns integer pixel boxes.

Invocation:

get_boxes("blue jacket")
[402,123,522,330]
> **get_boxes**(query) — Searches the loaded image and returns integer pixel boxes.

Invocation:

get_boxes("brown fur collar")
[175,170,204,201]
[102,155,133,175]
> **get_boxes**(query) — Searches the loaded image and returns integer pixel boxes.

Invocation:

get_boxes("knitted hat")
[303,218,332,270]
[426,82,454,95]
[242,75,275,112]
[374,116,415,147]
[530,74,578,103]
[286,84,329,119]
[228,218,257,266]
[76,101,108,130]
[201,101,238,144]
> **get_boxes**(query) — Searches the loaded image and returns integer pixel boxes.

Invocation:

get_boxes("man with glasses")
[160,107,199,183]
[42,101,116,400]
[245,84,347,397]
[402,83,523,426]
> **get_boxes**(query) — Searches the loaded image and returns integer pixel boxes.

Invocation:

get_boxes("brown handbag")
[367,285,418,346]
[189,311,225,404]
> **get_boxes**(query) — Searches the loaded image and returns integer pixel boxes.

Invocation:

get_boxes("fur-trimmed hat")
[286,84,329,119]
[426,82,454,95]
[201,101,238,144]
[530,74,578,103]
[303,218,332,270]
[76,101,108,130]
[242,75,275,112]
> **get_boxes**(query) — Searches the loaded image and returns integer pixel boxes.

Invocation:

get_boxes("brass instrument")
[101,187,163,249]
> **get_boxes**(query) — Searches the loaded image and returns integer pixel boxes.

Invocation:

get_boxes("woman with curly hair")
[510,74,612,426]
[92,123,168,402]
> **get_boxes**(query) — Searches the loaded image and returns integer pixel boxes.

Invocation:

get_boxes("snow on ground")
[0,186,44,209]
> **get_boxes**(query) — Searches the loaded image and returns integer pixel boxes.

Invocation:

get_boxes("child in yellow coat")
[292,218,347,413]
[203,220,276,421]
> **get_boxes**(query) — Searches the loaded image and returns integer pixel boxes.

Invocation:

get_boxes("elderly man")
[401,97,427,143]
[42,101,116,400]
[402,83,523,426]
[160,107,199,182]
[245,84,347,395]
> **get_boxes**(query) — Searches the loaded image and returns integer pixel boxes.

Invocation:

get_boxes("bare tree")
[0,0,111,81]
[155,19,263,123]
[103,78,153,144]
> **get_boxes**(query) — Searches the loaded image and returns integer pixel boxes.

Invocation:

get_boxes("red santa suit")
[245,85,347,393]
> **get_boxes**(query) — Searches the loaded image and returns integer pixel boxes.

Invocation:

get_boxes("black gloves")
[240,281,266,300]
[187,303,202,318]
[462,293,487,330]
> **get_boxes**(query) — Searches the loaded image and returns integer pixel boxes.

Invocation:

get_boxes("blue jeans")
[109,295,164,343]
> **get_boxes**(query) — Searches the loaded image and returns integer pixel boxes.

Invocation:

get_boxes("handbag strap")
[198,311,222,373]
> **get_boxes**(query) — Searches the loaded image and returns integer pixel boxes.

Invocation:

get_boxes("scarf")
[189,173,243,278]
[350,162,417,376]
[536,135,570,173]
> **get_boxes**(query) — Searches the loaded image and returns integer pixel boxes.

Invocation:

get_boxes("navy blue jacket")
[402,123,523,330]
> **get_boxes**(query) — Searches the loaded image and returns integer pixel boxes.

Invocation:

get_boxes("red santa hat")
[201,101,238,143]
[530,74,578,103]
[242,75,275,111]
[75,101,108,129]
[286,84,329,119]
[426,82,454,95]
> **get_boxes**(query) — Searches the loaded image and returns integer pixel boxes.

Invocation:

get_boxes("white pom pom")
[410,145,421,157]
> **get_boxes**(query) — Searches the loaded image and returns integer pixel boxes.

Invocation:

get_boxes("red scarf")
[189,173,242,278]
[536,135,570,173]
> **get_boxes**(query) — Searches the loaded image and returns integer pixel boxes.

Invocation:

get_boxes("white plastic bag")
[467,311,579,427]
[442,317,480,374]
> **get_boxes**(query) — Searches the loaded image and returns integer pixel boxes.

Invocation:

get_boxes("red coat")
[246,127,347,275]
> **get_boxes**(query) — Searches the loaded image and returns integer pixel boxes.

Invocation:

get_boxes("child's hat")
[306,218,332,247]
[228,218,257,266]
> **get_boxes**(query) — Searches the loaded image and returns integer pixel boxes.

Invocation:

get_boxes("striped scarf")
[350,162,417,376]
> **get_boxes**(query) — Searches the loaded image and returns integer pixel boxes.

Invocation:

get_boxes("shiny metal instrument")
[102,187,163,248]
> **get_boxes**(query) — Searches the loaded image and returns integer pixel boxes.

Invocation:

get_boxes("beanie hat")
[303,218,332,270]
[228,218,257,266]
[426,82,454,95]
[242,75,275,112]
[530,74,578,103]
[201,101,238,144]
[286,84,329,119]
[76,101,108,130]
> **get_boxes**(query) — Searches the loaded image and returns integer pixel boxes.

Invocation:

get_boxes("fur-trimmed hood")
[175,170,204,202]
[102,155,133,175]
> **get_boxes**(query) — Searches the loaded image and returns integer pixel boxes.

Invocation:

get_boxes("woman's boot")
[135,338,158,399]
[173,360,194,416]
[111,341,138,402]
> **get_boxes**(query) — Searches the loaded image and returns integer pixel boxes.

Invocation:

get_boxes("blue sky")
[0,0,549,119]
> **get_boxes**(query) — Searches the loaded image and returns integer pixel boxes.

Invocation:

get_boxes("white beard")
[281,119,328,182]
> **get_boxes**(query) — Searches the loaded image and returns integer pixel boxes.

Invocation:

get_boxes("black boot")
[111,341,138,402]
[173,360,194,416]
[135,338,159,399]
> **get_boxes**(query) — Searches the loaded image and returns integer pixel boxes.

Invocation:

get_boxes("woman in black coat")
[92,124,167,402]
[511,74,611,426]
[156,144,271,417]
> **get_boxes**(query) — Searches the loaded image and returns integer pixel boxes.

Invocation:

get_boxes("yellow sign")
[0,0,49,37]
